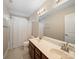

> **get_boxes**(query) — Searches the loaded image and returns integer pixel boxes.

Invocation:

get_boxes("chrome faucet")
[39,35,42,39]
[39,34,43,39]
[61,42,69,52]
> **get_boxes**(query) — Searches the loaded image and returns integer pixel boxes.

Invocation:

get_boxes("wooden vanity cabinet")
[35,53,41,59]
[35,47,41,59]
[29,41,35,59]
[42,53,48,59]
[29,41,48,59]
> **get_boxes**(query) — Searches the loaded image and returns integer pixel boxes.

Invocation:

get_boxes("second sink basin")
[49,49,73,59]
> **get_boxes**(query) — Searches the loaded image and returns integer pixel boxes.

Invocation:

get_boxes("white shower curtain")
[10,16,32,48]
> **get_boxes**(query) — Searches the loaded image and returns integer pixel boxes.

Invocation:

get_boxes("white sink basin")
[50,49,73,59]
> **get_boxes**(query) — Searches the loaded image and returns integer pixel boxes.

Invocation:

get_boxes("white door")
[65,13,75,44]
[12,16,28,48]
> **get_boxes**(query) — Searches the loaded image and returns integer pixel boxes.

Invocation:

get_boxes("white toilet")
[24,41,29,52]
[23,36,34,52]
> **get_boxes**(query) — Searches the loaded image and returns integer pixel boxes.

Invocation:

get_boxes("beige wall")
[44,6,75,41]
[30,12,39,37]
[3,27,9,55]
[3,17,10,55]
[3,0,10,55]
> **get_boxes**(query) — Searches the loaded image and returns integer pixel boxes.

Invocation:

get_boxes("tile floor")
[5,46,31,59]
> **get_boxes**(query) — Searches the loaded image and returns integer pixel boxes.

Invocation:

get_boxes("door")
[65,13,75,44]
[12,16,28,48]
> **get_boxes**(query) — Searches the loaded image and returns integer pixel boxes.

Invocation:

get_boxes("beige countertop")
[29,37,74,59]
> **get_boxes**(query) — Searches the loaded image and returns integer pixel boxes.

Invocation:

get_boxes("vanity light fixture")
[37,8,46,16]
[56,0,61,4]
[9,0,13,3]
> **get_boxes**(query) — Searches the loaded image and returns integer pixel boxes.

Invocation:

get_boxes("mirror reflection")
[39,5,75,44]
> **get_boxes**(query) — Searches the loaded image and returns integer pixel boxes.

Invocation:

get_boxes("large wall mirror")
[40,6,75,44]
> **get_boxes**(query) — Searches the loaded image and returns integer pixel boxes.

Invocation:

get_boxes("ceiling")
[8,0,46,17]
[4,0,75,17]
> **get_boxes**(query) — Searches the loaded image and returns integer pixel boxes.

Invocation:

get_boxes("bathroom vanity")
[29,41,48,59]
[29,36,74,59]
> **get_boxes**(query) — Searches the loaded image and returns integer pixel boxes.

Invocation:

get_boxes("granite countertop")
[29,37,74,59]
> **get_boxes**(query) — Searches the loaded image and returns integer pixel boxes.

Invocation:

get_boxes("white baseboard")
[3,48,9,59]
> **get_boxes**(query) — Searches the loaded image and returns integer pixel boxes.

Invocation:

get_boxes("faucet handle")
[61,44,65,50]
[66,45,69,52]
[66,42,69,45]
[65,42,70,52]
[61,42,70,52]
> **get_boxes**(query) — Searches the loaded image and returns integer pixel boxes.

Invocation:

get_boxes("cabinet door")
[31,49,34,59]
[35,53,41,59]
[29,42,35,59]
[35,47,41,59]
[35,47,41,57]
[42,53,48,59]
[29,45,31,55]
